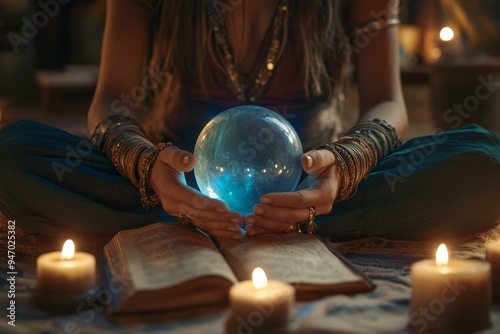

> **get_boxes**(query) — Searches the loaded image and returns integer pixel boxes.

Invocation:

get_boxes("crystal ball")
[194,105,303,215]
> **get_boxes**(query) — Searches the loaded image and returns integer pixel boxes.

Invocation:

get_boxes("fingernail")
[261,197,272,204]
[216,207,226,213]
[182,155,190,164]
[231,218,241,224]
[246,229,256,236]
[305,154,313,168]
[227,225,238,232]
[254,207,264,215]
[232,234,242,240]
[245,217,255,224]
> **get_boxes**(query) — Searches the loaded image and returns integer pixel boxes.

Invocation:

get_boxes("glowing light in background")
[430,47,442,59]
[439,27,454,41]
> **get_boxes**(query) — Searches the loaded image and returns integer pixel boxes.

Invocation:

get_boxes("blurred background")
[0,0,499,137]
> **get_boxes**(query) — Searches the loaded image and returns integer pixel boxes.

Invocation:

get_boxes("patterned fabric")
[2,224,500,333]
[0,120,499,331]
[0,212,112,256]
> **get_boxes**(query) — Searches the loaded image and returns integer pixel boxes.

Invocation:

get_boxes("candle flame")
[61,239,75,261]
[435,243,448,267]
[252,267,267,289]
[439,27,454,41]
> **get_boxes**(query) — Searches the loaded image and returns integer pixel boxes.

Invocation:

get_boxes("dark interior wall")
[0,0,105,103]
[35,0,105,70]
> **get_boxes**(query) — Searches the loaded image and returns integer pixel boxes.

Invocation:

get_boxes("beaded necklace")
[207,0,289,102]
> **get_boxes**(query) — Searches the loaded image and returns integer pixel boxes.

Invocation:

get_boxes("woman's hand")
[150,146,244,239]
[244,149,341,235]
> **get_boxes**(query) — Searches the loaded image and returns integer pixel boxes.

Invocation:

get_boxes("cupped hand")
[244,149,341,235]
[150,146,244,239]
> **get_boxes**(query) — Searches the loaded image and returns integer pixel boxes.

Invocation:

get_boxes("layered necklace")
[207,0,289,102]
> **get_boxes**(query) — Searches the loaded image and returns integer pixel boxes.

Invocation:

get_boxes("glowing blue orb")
[194,105,303,215]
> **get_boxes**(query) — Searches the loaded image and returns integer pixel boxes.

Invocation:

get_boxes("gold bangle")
[103,124,155,188]
[126,143,150,188]
[139,142,171,210]
[338,136,376,169]
[315,120,401,202]
[91,115,138,151]
[332,143,357,200]
[314,143,350,201]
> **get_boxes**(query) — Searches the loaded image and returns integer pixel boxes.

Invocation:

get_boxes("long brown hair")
[141,0,352,141]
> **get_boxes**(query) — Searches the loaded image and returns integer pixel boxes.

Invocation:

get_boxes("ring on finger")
[177,213,194,229]
[283,223,301,234]
[284,207,317,235]
[306,206,317,235]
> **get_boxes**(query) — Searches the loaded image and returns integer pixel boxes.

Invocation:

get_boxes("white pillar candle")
[409,244,491,333]
[36,239,96,295]
[485,241,500,299]
[228,267,294,330]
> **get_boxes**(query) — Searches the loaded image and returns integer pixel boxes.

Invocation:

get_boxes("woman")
[0,0,498,240]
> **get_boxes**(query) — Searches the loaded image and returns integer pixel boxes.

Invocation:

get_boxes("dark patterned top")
[129,0,342,152]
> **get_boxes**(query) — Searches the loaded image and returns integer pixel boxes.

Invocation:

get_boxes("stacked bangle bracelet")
[139,142,170,210]
[315,118,401,202]
[92,115,169,210]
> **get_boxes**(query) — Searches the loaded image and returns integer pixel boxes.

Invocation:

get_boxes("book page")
[115,223,237,290]
[217,233,361,285]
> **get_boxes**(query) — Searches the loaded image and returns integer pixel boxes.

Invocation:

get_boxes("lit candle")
[409,244,491,333]
[485,241,500,299]
[36,239,96,295]
[227,268,294,331]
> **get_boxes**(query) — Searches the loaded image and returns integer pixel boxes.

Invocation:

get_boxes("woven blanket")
[334,220,500,283]
[2,213,500,333]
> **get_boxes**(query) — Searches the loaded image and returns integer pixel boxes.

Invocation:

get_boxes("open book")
[101,223,374,314]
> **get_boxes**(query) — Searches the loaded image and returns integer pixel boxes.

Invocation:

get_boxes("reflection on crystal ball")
[194,105,303,216]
